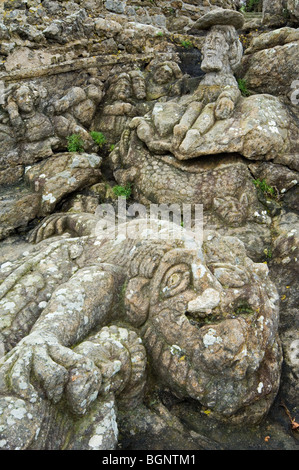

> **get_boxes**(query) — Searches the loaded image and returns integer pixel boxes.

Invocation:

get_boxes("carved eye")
[161,264,191,298]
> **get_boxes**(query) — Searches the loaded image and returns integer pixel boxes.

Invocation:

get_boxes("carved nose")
[187,288,220,314]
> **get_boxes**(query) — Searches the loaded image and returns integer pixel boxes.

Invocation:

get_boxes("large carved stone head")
[15,85,37,115]
[201,24,243,74]
[189,8,244,74]
[120,220,281,424]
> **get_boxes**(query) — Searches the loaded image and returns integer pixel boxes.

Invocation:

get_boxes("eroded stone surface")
[0,216,282,448]
[0,0,298,451]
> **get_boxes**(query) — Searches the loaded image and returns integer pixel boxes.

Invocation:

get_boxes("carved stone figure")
[128,10,243,157]
[111,131,272,261]
[0,215,282,449]
[145,59,185,101]
[125,9,292,161]
[4,84,59,165]
[92,70,147,143]
[108,9,295,261]
[50,80,104,152]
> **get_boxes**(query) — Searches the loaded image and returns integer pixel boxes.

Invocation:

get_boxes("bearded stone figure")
[92,70,147,143]
[121,9,291,161]
[110,9,294,259]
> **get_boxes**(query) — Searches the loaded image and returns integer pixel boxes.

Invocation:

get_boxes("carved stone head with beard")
[189,9,244,78]
[201,24,243,75]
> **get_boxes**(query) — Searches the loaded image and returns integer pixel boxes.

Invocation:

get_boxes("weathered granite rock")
[25,152,102,216]
[188,7,245,32]
[0,152,102,239]
[144,59,185,101]
[0,0,297,451]
[248,162,298,196]
[109,13,296,261]
[287,0,299,23]
[92,70,148,144]
[262,0,286,27]
[0,217,282,449]
[245,27,299,54]
[112,135,272,261]
[127,21,295,161]
[269,211,299,408]
[3,83,59,166]
[0,186,40,241]
[242,29,299,98]
[263,0,299,26]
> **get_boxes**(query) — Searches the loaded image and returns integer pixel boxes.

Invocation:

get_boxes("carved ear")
[124,277,150,327]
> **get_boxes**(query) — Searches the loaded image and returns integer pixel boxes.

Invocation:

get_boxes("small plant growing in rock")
[181,40,193,49]
[247,0,260,11]
[239,33,251,50]
[237,78,250,96]
[240,0,260,12]
[90,131,107,148]
[235,300,254,315]
[283,8,290,20]
[253,178,278,199]
[263,247,273,259]
[67,134,84,153]
[112,184,132,198]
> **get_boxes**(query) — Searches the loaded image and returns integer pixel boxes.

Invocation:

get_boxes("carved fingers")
[28,213,98,243]
[215,97,235,120]
[28,213,68,243]
[0,334,101,415]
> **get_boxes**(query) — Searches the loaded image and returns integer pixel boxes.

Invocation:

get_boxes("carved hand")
[215,97,235,120]
[0,331,101,415]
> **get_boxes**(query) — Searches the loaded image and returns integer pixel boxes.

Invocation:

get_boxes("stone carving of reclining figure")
[129,9,291,161]
[0,213,282,449]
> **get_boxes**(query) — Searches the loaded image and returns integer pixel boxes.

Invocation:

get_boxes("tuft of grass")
[112,184,132,198]
[90,131,107,147]
[237,78,250,96]
[263,247,272,259]
[253,178,278,199]
[67,134,84,153]
[181,40,193,49]
[235,300,254,315]
[240,0,260,12]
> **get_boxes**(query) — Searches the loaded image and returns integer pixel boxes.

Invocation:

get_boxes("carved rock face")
[15,85,35,115]
[0,215,282,450]
[122,224,282,423]
[201,28,230,72]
